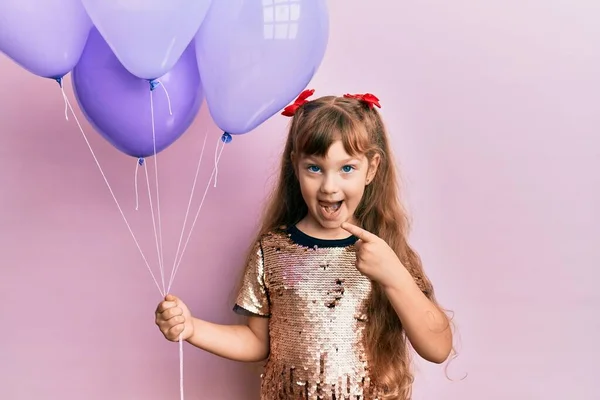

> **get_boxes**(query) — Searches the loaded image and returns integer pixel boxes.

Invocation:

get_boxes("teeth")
[321,201,341,212]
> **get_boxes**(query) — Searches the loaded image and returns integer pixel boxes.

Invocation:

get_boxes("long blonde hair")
[247,94,441,399]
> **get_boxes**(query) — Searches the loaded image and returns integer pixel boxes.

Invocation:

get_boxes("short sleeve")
[234,240,270,317]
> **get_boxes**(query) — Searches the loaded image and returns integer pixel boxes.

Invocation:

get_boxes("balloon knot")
[138,157,145,166]
[221,132,233,144]
[149,79,160,91]
[55,77,63,88]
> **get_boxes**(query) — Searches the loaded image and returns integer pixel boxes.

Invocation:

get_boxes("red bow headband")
[281,89,381,117]
[281,89,315,116]
[343,93,381,109]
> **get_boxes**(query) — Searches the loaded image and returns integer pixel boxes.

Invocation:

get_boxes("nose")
[319,173,339,194]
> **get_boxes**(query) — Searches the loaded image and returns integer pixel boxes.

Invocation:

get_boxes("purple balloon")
[0,0,92,79]
[195,0,329,135]
[72,29,203,158]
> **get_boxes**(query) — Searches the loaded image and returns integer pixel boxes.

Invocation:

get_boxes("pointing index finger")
[341,222,377,242]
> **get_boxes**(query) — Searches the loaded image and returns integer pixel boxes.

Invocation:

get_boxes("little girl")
[155,90,453,400]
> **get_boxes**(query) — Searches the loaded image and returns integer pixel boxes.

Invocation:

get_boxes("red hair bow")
[281,89,315,117]
[343,93,381,109]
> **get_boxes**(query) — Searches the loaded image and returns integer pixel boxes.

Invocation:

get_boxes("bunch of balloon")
[1,0,329,157]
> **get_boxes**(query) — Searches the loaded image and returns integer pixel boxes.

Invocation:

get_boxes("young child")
[155,90,453,400]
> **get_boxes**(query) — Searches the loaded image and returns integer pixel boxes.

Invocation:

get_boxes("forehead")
[300,140,364,162]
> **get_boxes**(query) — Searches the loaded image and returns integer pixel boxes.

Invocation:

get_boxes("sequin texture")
[235,228,383,399]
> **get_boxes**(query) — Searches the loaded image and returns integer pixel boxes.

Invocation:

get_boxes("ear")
[366,153,381,185]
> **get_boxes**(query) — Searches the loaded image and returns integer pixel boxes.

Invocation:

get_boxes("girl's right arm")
[187,316,270,362]
[155,294,270,363]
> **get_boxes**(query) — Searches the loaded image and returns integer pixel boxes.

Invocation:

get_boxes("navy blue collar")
[286,225,358,248]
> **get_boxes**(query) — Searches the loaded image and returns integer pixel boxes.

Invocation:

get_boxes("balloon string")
[143,161,166,295]
[149,85,184,400]
[134,159,141,211]
[58,80,69,121]
[213,135,225,188]
[62,82,181,399]
[155,79,173,115]
[61,85,163,296]
[150,90,167,295]
[168,128,209,292]
[169,135,226,292]
[179,335,185,400]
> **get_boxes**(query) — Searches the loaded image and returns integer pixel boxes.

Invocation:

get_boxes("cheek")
[298,176,319,200]
[343,179,367,203]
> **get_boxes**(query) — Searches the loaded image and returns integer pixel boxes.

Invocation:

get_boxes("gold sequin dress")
[234,226,383,399]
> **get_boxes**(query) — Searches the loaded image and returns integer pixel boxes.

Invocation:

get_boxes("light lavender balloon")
[0,0,92,79]
[195,0,329,135]
[81,0,212,80]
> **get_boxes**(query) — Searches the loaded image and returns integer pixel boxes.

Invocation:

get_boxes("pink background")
[1,1,599,399]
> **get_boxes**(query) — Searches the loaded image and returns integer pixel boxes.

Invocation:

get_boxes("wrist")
[380,262,413,291]
[185,316,200,343]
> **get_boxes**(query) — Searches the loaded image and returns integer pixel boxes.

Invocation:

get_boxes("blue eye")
[308,165,321,173]
[341,165,355,173]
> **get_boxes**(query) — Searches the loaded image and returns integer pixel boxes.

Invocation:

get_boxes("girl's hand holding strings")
[155,294,194,341]
[341,222,405,288]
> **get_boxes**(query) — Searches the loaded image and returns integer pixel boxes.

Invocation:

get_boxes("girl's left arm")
[340,222,452,364]
[382,267,453,364]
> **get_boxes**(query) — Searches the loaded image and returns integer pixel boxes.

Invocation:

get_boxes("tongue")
[323,202,341,212]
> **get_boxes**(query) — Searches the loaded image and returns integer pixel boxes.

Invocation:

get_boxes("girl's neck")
[295,215,356,241]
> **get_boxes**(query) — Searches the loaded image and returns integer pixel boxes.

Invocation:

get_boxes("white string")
[63,84,184,399]
[150,82,184,400]
[58,80,69,121]
[61,89,164,297]
[156,79,173,115]
[167,129,209,292]
[149,90,167,295]
[134,160,141,211]
[213,136,220,188]
[169,137,226,290]
[143,161,167,295]
[179,335,184,400]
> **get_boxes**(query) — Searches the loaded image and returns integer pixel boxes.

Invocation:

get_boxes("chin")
[318,220,343,230]
[315,213,351,231]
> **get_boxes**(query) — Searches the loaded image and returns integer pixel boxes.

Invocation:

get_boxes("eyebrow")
[302,156,361,164]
